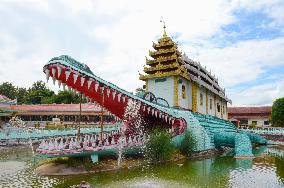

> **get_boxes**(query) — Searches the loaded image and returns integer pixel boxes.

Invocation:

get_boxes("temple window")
[217,103,220,112]
[200,93,203,105]
[182,85,186,99]
[210,99,212,109]
[155,78,167,83]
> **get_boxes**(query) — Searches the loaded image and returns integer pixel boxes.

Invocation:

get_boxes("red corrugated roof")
[228,106,272,114]
[228,115,270,119]
[11,104,104,112]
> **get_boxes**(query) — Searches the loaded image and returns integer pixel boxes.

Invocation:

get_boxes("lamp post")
[77,93,82,140]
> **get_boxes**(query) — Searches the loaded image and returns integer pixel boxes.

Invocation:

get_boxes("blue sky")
[0,0,283,106]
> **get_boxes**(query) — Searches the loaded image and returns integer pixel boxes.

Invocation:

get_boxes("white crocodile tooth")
[112,90,116,100]
[155,111,158,117]
[117,93,121,102]
[152,109,155,116]
[95,83,99,92]
[58,80,61,88]
[65,70,71,80]
[86,96,89,103]
[52,68,56,77]
[143,106,146,112]
[101,86,104,94]
[57,67,62,77]
[106,88,110,97]
[122,96,126,103]
[80,77,85,87]
[62,83,66,90]
[45,69,50,82]
[73,73,78,84]
[52,77,56,85]
[87,80,92,89]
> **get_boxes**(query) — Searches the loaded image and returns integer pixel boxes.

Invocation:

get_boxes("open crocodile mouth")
[43,55,187,136]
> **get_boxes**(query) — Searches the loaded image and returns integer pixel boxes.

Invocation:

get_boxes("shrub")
[178,130,197,157]
[144,128,174,162]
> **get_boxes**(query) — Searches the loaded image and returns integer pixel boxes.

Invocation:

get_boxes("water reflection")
[0,146,284,188]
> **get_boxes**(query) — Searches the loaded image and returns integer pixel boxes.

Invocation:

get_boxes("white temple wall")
[207,91,215,116]
[215,97,222,118]
[197,86,207,114]
[148,77,174,107]
[223,102,228,120]
[178,77,192,110]
[148,76,228,120]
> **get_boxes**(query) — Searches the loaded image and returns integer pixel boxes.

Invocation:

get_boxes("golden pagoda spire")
[160,18,167,37]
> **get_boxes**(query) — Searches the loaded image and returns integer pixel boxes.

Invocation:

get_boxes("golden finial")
[160,17,167,37]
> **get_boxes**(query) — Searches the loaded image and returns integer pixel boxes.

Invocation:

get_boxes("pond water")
[0,146,284,188]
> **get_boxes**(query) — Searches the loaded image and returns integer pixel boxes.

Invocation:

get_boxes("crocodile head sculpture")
[43,55,187,135]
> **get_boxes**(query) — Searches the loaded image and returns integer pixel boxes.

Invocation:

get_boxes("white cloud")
[0,0,283,106]
[229,79,284,106]
[232,0,284,30]
[193,37,284,87]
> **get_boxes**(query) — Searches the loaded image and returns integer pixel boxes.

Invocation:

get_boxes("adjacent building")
[139,26,231,119]
[10,104,114,124]
[228,106,272,127]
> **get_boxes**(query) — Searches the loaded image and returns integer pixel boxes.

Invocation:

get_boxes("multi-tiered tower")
[140,25,231,120]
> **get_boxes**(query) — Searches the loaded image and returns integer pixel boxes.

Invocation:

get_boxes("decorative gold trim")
[192,82,198,112]
[206,89,208,114]
[152,40,175,49]
[149,47,176,57]
[146,54,179,65]
[144,62,179,72]
[139,69,191,81]
[174,76,179,107]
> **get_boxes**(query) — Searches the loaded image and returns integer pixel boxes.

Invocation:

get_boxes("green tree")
[16,87,27,104]
[271,97,284,127]
[25,81,54,104]
[31,80,48,91]
[54,90,79,104]
[0,82,17,99]
[41,94,56,104]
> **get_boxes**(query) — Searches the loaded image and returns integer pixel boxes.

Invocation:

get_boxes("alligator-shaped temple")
[40,29,267,161]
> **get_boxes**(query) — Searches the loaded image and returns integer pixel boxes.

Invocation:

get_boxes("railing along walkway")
[239,127,284,136]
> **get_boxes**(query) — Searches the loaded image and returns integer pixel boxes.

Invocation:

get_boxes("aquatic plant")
[144,128,174,162]
[178,130,197,157]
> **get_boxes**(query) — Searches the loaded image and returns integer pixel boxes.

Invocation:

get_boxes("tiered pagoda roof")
[139,29,190,81]
[139,26,231,103]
